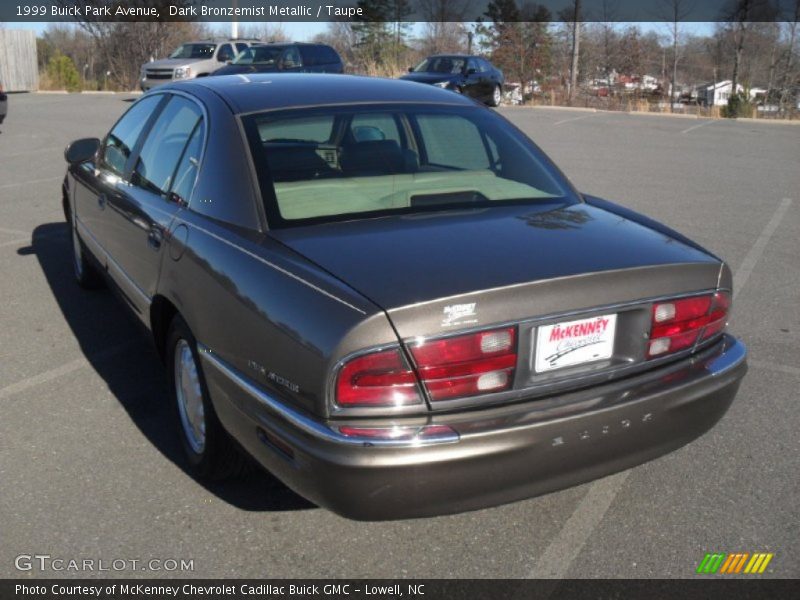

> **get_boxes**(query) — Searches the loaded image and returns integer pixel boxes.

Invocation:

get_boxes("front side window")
[170,43,216,59]
[243,105,574,227]
[233,46,285,65]
[413,57,466,74]
[217,44,235,62]
[101,94,164,177]
[132,96,202,195]
[281,47,302,68]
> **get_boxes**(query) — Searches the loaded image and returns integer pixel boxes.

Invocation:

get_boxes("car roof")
[182,39,256,44]
[428,54,482,59]
[251,42,325,46]
[176,73,479,115]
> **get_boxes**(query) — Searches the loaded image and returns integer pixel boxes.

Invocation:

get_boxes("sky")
[10,21,715,41]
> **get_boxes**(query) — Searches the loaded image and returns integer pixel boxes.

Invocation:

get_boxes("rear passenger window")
[171,121,205,204]
[319,46,340,65]
[132,96,202,194]
[415,114,490,170]
[299,46,319,67]
[101,95,163,177]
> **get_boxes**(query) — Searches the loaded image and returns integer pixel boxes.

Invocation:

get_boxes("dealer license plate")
[535,314,617,373]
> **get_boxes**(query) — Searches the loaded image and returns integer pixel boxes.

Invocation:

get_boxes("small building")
[697,80,763,106]
[0,29,39,91]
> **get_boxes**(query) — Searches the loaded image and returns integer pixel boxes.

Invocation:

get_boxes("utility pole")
[231,0,239,39]
[568,0,581,106]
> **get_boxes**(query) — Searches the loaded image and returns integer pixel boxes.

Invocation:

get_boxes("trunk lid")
[272,202,721,339]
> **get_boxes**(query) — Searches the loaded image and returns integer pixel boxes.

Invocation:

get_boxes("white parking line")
[0,342,133,401]
[680,120,716,134]
[0,226,32,237]
[527,196,793,579]
[0,237,30,249]
[553,114,596,126]
[0,176,62,190]
[732,198,792,299]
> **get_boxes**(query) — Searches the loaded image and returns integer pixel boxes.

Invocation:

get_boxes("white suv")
[140,39,254,92]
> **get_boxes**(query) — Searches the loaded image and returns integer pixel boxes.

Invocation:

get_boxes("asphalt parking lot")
[0,92,798,579]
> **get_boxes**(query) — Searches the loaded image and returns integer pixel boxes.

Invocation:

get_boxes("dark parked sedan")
[212,42,343,76]
[62,74,746,520]
[401,54,504,106]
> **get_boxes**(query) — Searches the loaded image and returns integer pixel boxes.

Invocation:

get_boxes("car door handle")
[147,229,162,250]
[97,193,107,210]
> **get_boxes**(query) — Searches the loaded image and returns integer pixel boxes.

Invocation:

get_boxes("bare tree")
[778,0,800,113]
[662,0,692,111]
[417,0,472,55]
[569,2,581,104]
[56,1,203,89]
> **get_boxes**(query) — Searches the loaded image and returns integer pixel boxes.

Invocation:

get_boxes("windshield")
[169,43,216,59]
[232,46,286,65]
[243,105,574,228]
[413,57,466,74]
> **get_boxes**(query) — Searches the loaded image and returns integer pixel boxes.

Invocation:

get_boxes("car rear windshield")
[242,104,576,228]
[170,43,216,59]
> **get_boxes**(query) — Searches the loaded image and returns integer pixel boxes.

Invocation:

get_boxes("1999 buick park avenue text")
[61,74,747,520]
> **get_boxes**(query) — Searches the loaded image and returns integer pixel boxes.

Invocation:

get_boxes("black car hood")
[271,203,718,312]
[400,72,458,85]
[213,64,279,76]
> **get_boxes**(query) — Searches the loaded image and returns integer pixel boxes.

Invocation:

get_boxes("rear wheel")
[166,315,247,480]
[488,84,502,107]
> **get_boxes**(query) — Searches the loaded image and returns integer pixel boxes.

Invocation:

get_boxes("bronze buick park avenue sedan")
[61,74,747,520]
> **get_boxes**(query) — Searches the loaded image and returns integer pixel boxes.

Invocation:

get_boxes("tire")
[166,314,248,481]
[69,207,104,290]
[488,84,502,107]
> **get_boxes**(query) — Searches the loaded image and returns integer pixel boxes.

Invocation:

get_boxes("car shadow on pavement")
[22,222,316,514]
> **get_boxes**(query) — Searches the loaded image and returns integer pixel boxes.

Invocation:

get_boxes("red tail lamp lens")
[647,292,730,358]
[335,327,518,408]
[410,327,517,401]
[336,348,422,407]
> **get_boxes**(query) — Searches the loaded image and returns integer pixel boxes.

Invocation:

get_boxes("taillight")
[336,348,422,407]
[410,327,517,401]
[334,327,518,408]
[647,292,730,358]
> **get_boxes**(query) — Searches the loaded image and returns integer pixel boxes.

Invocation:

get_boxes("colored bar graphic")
[744,553,774,574]
[697,552,774,575]
[696,553,726,574]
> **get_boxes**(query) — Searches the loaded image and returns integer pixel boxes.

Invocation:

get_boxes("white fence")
[0,29,39,92]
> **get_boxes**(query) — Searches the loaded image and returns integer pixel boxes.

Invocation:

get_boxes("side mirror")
[64,138,101,165]
[466,68,477,75]
[408,66,414,72]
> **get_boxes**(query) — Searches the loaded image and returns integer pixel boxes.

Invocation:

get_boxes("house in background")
[697,80,764,106]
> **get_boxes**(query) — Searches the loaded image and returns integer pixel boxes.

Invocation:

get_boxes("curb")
[734,117,800,126]
[508,105,597,113]
[624,110,701,120]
